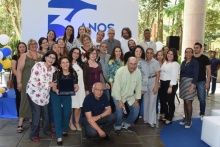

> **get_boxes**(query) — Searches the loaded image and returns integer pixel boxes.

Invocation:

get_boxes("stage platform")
[0,89,17,118]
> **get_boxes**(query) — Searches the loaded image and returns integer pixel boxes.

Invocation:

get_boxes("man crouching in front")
[82,82,116,140]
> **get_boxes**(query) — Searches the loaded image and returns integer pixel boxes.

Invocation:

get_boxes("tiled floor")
[1,85,220,147]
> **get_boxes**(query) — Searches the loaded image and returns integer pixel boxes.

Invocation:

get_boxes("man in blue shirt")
[82,82,116,139]
[209,51,220,95]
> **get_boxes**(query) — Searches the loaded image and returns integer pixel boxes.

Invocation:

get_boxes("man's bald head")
[127,57,137,73]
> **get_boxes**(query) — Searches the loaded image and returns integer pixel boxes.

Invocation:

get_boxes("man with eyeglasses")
[82,82,116,140]
[103,28,121,55]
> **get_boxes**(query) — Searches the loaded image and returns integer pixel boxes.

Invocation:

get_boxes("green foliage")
[138,0,170,41]
[163,0,184,36]
[0,0,21,55]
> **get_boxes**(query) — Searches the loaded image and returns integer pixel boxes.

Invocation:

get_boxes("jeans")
[82,114,116,138]
[103,89,110,101]
[50,91,72,138]
[196,81,206,115]
[48,90,54,124]
[28,95,51,140]
[210,73,217,93]
[113,97,139,130]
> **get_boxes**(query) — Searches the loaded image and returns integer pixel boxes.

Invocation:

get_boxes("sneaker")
[200,115,204,121]
[185,121,192,129]
[139,115,143,119]
[114,130,121,136]
[122,126,133,132]
[150,124,155,128]
[179,120,187,125]
[31,137,40,142]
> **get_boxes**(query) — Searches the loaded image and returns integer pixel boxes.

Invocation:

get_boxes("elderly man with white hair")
[82,82,116,140]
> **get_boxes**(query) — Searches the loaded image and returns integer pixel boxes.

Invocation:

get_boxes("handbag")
[7,69,14,89]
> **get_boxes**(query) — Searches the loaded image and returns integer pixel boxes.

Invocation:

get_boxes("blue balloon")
[2,48,11,57]
[3,87,7,91]
[2,92,7,97]
[0,63,2,72]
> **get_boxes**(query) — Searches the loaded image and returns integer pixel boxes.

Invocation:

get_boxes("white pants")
[143,77,158,125]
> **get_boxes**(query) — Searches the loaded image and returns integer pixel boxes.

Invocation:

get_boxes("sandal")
[75,124,82,131]
[17,126,23,133]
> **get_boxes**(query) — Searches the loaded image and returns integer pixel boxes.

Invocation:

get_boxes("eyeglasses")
[94,89,103,92]
[47,56,56,60]
[30,43,37,46]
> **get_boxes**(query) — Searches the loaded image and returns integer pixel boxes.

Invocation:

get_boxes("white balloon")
[0,93,2,98]
[156,41,163,51]
[0,51,3,60]
[0,34,9,45]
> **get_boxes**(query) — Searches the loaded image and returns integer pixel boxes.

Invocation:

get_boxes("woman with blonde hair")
[79,33,93,61]
[16,39,42,134]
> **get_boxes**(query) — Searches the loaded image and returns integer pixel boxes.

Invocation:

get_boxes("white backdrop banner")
[21,0,139,43]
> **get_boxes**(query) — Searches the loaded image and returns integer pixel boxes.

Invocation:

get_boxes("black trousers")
[13,76,21,117]
[159,80,178,121]
[82,114,116,138]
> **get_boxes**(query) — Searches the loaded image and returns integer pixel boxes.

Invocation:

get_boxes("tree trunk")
[157,0,163,42]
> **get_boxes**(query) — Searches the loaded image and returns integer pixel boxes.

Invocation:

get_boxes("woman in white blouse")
[26,51,58,142]
[159,48,180,125]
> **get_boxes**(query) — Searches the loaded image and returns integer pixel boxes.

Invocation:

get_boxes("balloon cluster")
[0,34,12,72]
[0,87,8,98]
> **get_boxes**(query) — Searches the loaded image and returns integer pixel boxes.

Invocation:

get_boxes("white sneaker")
[150,124,155,128]
[179,120,187,125]
[185,121,192,129]
[200,115,204,121]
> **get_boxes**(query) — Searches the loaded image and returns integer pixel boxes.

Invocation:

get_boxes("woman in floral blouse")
[26,51,58,142]
[107,46,124,88]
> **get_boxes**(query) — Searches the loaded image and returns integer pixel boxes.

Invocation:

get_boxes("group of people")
[11,25,212,146]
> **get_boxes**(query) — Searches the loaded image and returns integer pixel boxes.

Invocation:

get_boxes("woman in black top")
[11,42,27,133]
[51,56,79,146]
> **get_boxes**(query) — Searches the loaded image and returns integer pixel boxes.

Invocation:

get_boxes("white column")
[181,0,207,60]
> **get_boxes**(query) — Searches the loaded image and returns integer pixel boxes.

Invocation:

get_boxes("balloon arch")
[0,34,13,98]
